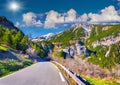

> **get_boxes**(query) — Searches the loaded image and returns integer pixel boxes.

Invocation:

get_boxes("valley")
[0,16,120,85]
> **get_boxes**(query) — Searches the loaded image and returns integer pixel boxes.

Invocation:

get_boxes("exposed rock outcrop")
[92,33,120,48]
[63,41,90,58]
[26,48,38,58]
[102,26,111,31]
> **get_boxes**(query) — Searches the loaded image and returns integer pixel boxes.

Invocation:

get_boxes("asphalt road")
[0,62,68,85]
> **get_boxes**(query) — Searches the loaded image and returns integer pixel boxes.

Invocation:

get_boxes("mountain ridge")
[0,16,19,31]
[48,24,120,69]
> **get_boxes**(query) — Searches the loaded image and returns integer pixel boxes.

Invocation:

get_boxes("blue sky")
[0,0,120,38]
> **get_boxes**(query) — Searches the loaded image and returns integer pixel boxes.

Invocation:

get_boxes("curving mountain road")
[0,62,68,85]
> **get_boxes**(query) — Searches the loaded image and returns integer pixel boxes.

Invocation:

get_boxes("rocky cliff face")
[62,41,90,58]
[51,24,120,60]
[50,24,120,82]
[92,33,120,48]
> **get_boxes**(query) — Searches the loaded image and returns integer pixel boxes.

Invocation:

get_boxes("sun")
[9,2,19,11]
[7,1,23,12]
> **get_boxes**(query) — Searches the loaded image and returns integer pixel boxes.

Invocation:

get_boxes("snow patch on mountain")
[72,23,92,32]
[42,33,54,39]
[31,33,54,42]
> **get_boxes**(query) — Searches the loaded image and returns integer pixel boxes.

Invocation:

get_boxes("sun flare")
[8,1,21,12]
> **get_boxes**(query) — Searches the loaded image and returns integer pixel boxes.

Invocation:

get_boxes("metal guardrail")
[52,61,86,85]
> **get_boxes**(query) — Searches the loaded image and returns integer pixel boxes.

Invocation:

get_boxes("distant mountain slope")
[0,16,18,31]
[48,24,120,69]
[49,27,85,47]
[86,25,120,49]
[84,25,120,69]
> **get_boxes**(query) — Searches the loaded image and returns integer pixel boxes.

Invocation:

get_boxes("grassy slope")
[49,27,85,47]
[86,25,120,69]
[0,45,8,51]
[82,75,120,85]
[50,25,120,84]
[0,46,33,77]
[50,25,120,69]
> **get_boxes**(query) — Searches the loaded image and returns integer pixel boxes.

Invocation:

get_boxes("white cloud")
[34,20,43,27]
[44,9,77,28]
[65,9,77,22]
[77,13,88,22]
[21,5,120,28]
[22,12,42,27]
[23,12,36,26]
[76,5,120,24]
[44,10,64,28]
[21,9,78,28]
[88,5,120,23]
[15,22,20,27]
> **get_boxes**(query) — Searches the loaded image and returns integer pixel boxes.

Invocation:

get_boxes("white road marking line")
[59,72,65,82]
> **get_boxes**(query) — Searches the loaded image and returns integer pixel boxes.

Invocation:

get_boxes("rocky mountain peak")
[0,16,18,31]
